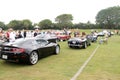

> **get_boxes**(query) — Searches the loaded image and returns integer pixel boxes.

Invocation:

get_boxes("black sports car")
[68,35,91,49]
[0,38,60,65]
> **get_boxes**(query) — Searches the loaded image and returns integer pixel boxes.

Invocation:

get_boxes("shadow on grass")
[0,60,32,67]
[67,46,91,50]
[0,54,55,67]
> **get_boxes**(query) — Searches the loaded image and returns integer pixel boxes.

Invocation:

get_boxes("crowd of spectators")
[0,28,40,43]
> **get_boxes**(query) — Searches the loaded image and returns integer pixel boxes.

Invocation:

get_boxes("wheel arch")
[30,50,41,59]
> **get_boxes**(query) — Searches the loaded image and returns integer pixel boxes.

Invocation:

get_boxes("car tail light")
[11,48,25,53]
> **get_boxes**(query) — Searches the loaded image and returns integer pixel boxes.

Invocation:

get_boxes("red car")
[55,31,71,41]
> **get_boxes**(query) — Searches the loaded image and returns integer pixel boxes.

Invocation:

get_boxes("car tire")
[29,51,38,65]
[83,42,87,49]
[88,42,91,46]
[55,45,60,55]
[69,46,72,48]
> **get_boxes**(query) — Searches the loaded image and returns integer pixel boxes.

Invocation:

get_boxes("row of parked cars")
[0,30,113,65]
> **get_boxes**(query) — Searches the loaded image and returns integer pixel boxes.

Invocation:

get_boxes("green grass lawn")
[0,33,120,80]
[77,35,120,80]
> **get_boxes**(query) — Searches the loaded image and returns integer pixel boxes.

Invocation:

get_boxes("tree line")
[0,6,120,30]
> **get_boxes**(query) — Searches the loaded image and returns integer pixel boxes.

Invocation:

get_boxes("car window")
[36,39,48,46]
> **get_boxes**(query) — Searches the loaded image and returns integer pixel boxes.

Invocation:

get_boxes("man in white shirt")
[9,28,16,42]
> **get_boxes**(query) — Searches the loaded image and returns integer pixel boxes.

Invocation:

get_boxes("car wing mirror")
[46,41,50,44]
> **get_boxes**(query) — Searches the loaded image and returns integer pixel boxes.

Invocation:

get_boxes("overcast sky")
[0,0,120,24]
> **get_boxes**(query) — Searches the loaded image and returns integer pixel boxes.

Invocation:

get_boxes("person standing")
[34,29,39,37]
[15,31,23,39]
[5,28,10,42]
[23,30,27,38]
[9,28,16,42]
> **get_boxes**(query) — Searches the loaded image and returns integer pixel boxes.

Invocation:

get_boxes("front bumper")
[68,41,85,47]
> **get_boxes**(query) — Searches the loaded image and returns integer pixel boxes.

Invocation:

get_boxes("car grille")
[68,40,82,45]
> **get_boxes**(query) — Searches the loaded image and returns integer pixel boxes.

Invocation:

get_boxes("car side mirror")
[47,40,50,44]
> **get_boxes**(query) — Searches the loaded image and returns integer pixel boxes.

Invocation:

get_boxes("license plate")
[2,55,8,59]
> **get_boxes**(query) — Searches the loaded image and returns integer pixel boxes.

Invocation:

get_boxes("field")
[0,30,120,80]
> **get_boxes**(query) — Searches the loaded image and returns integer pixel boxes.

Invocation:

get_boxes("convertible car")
[0,38,60,65]
[55,31,71,41]
[68,35,91,49]
[57,34,71,41]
